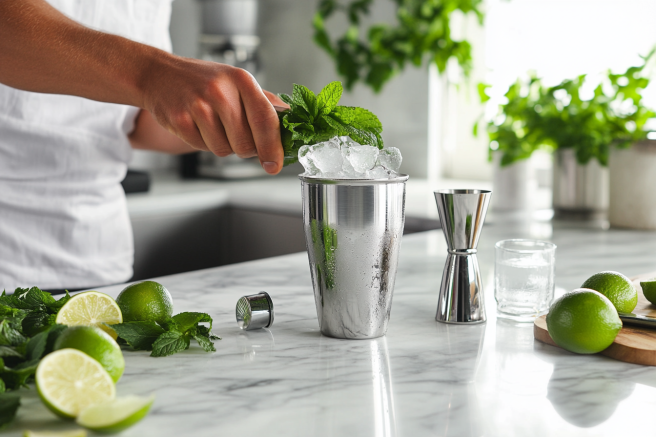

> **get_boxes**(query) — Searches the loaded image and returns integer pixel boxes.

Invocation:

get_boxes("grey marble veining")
[7,219,656,436]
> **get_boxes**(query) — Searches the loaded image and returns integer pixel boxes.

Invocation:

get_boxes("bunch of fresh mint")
[110,312,220,358]
[278,81,384,165]
[0,287,75,428]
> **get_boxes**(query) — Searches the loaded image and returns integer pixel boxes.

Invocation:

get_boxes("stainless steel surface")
[199,0,259,36]
[618,312,656,329]
[300,175,409,339]
[552,149,608,219]
[236,291,273,330]
[434,189,492,324]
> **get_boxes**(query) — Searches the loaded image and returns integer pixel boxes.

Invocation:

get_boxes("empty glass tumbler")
[494,239,556,322]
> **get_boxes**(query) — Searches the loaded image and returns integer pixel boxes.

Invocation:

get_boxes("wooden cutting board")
[534,271,656,366]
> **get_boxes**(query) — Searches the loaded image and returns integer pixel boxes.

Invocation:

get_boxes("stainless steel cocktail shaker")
[434,189,492,324]
[300,175,408,339]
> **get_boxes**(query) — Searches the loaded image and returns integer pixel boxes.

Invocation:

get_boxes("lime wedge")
[77,395,155,434]
[55,291,122,339]
[23,430,87,437]
[36,349,116,419]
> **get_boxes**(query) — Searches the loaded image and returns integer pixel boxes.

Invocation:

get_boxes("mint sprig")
[278,81,384,165]
[109,312,220,358]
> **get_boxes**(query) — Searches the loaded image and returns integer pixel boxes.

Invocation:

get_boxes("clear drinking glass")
[494,239,556,322]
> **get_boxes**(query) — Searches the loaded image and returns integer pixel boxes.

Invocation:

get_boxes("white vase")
[552,149,608,219]
[609,140,656,230]
[491,153,535,211]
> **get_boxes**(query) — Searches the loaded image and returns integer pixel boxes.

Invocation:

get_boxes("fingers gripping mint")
[278,81,384,165]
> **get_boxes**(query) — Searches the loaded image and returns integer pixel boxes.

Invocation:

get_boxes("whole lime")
[581,271,637,313]
[116,281,173,324]
[640,279,656,305]
[54,326,125,383]
[546,288,622,354]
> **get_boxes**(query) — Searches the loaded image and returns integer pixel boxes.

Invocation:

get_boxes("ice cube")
[344,144,379,174]
[377,147,402,173]
[308,142,343,175]
[366,166,391,179]
[298,145,319,176]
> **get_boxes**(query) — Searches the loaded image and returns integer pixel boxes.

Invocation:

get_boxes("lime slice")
[36,349,116,419]
[77,395,155,434]
[56,291,122,339]
[23,431,87,437]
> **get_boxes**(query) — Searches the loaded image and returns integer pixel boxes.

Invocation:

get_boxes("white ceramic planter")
[609,140,656,229]
[552,149,608,219]
[491,153,535,211]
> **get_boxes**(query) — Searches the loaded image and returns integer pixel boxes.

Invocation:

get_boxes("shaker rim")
[434,189,492,195]
[298,174,409,185]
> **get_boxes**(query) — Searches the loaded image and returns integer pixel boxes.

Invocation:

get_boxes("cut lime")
[23,431,87,437]
[56,291,122,339]
[36,349,115,419]
[77,395,155,434]
[54,326,125,383]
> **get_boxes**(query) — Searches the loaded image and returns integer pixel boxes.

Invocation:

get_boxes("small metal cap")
[236,292,274,330]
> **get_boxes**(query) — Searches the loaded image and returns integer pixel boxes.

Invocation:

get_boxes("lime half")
[56,291,122,339]
[77,395,155,434]
[36,349,116,419]
[23,431,87,437]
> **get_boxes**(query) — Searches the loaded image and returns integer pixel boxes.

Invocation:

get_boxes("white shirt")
[0,0,173,290]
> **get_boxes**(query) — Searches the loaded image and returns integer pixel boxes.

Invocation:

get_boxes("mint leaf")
[348,107,382,132]
[21,311,52,337]
[0,347,22,360]
[172,312,213,333]
[292,84,318,119]
[45,290,71,313]
[23,287,55,309]
[150,331,189,357]
[110,322,166,351]
[193,333,216,353]
[317,81,343,115]
[1,359,39,389]
[25,324,65,361]
[0,392,20,429]
[0,319,26,347]
[278,93,293,106]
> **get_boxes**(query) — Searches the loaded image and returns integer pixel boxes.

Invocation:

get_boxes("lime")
[23,431,87,437]
[36,349,115,419]
[116,281,173,324]
[546,288,622,354]
[640,279,656,305]
[581,271,637,313]
[54,326,125,383]
[77,395,154,434]
[55,291,122,339]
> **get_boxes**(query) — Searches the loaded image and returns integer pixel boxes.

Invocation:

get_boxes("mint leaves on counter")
[278,81,384,164]
[0,287,73,428]
[110,312,220,358]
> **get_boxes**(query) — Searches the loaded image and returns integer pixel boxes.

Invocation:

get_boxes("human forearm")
[0,0,287,173]
[0,0,160,107]
[129,110,196,154]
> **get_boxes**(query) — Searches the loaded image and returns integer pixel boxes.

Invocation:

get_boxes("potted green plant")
[479,51,655,217]
[313,0,483,93]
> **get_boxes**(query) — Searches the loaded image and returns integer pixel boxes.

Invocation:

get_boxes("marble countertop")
[9,219,656,436]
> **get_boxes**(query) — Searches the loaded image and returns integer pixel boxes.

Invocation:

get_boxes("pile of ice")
[298,136,402,179]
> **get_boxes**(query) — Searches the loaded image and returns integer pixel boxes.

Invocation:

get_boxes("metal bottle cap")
[236,292,274,330]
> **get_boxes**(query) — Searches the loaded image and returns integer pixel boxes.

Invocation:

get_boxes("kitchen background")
[126,0,656,280]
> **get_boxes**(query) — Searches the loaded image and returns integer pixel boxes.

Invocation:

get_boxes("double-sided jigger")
[434,189,492,324]
[236,292,274,330]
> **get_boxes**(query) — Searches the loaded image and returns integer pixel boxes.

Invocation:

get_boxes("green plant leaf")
[317,81,343,115]
[0,392,20,429]
[171,312,213,333]
[292,84,318,120]
[150,331,189,357]
[110,321,166,351]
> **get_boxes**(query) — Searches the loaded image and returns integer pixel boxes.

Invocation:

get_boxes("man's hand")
[139,59,286,174]
[0,0,288,174]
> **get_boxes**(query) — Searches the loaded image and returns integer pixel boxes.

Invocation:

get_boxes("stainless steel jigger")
[434,189,492,324]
